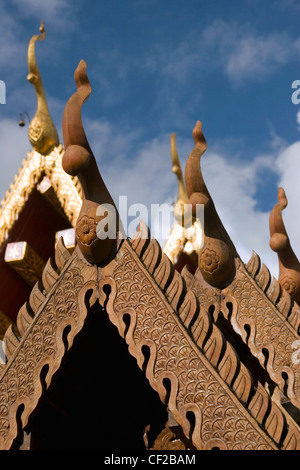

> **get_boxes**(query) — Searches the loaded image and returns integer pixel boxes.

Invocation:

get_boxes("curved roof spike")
[192,120,207,152]
[185,120,209,208]
[62,60,92,164]
[27,21,59,154]
[62,60,121,265]
[184,120,236,288]
[269,187,300,304]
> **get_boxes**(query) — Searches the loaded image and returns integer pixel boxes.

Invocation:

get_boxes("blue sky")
[1,0,300,277]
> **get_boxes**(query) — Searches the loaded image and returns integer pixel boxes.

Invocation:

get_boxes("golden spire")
[170,133,189,225]
[27,21,59,155]
[163,132,203,267]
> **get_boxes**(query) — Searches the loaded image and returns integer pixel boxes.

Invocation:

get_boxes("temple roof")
[0,24,82,332]
[0,59,299,450]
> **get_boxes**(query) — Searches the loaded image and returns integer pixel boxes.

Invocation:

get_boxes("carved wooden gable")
[0,60,299,450]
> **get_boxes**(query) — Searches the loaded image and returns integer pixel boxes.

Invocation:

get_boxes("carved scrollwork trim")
[222,254,300,409]
[99,225,300,450]
[0,240,98,449]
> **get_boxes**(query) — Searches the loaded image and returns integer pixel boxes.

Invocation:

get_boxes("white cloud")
[145,40,200,85]
[0,5,25,69]
[10,0,76,29]
[145,19,299,91]
[0,119,30,200]
[202,20,296,86]
[225,34,292,85]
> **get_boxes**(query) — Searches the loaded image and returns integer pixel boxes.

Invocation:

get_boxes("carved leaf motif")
[245,251,260,278]
[130,220,150,257]
[266,277,281,305]
[154,253,173,291]
[181,265,194,289]
[55,237,71,272]
[3,325,20,361]
[218,342,239,387]
[165,270,186,310]
[42,258,59,293]
[29,282,46,314]
[255,263,271,292]
[16,303,34,337]
[203,324,224,367]
[248,382,270,424]
[265,401,286,444]
[232,363,253,405]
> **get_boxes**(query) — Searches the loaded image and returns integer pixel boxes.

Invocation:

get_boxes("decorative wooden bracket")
[62,60,121,265]
[185,121,236,288]
[269,187,300,304]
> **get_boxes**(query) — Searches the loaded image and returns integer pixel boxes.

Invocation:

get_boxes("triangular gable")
[0,145,82,245]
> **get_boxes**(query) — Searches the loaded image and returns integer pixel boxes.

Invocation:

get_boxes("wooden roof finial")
[185,120,236,287]
[269,187,300,304]
[62,60,120,265]
[27,21,59,154]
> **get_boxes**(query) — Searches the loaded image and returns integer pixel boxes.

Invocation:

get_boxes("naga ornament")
[62,60,121,265]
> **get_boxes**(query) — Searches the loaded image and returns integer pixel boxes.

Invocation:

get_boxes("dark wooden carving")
[150,425,188,450]
[184,121,237,288]
[62,60,121,265]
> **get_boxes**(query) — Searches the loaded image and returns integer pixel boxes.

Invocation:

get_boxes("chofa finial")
[185,120,236,287]
[27,21,59,154]
[62,60,120,265]
[269,187,300,304]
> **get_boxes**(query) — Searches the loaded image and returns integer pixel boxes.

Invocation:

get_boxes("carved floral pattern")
[199,248,220,273]
[28,118,44,144]
[280,276,297,296]
[76,215,97,245]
